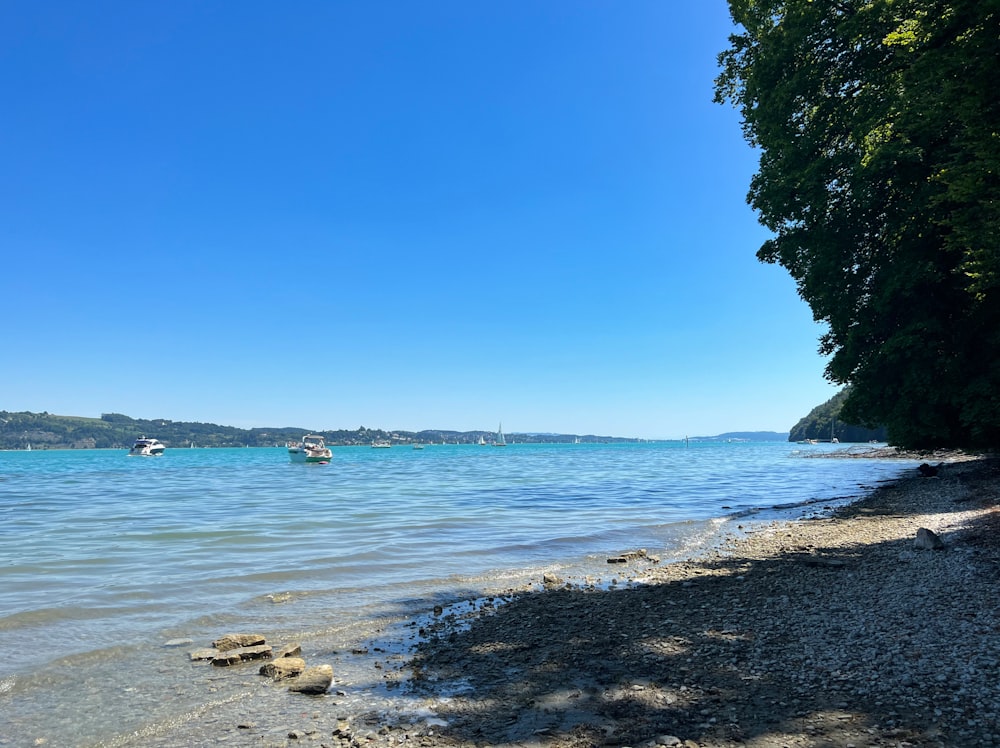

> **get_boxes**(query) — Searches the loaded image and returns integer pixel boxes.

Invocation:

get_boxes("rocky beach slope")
[172,454,1000,748]
[383,455,999,748]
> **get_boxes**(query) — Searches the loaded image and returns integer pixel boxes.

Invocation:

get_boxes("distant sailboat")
[494,422,507,447]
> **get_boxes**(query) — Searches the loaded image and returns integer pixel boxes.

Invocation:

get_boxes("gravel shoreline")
[182,455,1000,748]
[361,455,1000,748]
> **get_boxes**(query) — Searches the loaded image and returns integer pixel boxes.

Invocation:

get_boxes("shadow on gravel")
[404,459,1000,747]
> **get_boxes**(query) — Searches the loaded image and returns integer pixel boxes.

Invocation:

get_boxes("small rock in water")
[211,644,272,667]
[212,651,243,667]
[213,633,266,651]
[288,664,334,695]
[260,657,306,681]
[189,647,219,661]
[275,643,302,659]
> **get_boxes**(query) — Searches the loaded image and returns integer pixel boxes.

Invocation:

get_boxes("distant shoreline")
[2,437,797,452]
[1,409,791,450]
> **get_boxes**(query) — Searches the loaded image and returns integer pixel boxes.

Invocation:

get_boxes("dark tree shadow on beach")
[401,460,1000,747]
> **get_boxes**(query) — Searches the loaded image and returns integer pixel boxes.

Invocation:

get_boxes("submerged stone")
[260,657,306,681]
[288,664,333,694]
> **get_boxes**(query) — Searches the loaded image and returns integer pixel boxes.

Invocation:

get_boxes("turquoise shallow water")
[0,441,915,746]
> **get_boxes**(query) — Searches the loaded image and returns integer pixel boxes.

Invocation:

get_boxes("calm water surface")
[0,441,916,746]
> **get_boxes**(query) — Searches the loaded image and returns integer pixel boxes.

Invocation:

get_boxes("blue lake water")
[0,441,916,746]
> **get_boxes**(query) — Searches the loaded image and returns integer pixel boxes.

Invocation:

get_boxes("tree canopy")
[715,0,1000,449]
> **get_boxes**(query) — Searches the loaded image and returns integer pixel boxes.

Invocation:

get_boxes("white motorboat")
[129,436,165,456]
[371,440,391,448]
[287,435,332,463]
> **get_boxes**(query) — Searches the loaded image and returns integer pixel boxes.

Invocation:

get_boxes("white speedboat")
[129,436,165,456]
[288,435,332,463]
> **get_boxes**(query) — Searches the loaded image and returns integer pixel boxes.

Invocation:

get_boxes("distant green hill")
[788,390,887,443]
[0,410,639,450]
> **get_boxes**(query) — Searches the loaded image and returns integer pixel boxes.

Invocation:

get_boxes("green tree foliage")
[788,388,888,443]
[715,0,1000,449]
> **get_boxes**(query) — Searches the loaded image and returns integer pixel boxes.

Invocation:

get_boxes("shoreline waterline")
[0,442,939,746]
[388,454,997,748]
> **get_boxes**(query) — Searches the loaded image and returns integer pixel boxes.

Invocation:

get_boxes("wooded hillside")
[788,390,888,443]
[0,411,632,449]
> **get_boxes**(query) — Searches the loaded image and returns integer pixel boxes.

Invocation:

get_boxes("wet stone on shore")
[186,633,332,694]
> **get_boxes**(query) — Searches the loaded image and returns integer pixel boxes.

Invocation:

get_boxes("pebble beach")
[202,454,1000,748]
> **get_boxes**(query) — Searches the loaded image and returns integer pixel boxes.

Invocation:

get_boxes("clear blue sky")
[1,1,840,439]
